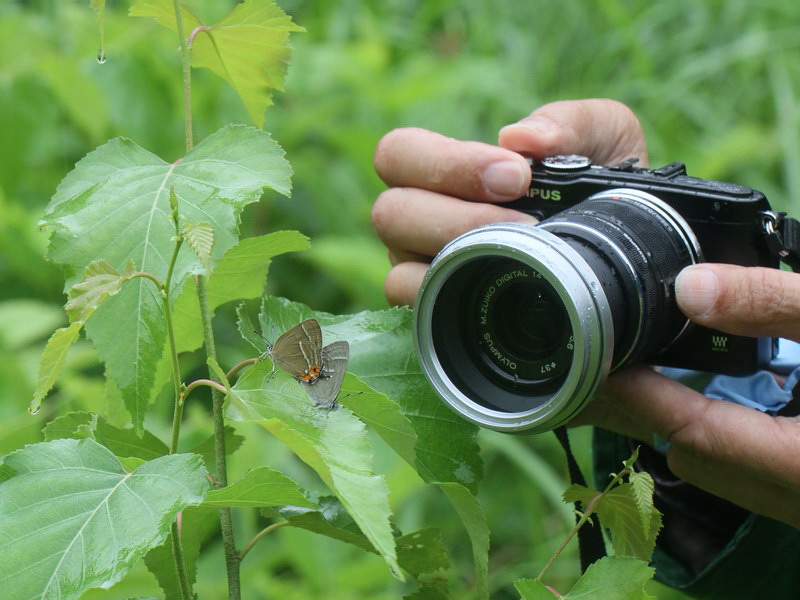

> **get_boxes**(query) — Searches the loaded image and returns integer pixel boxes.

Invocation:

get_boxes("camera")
[414,154,785,433]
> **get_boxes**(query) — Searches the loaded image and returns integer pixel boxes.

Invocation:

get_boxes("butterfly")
[269,319,351,409]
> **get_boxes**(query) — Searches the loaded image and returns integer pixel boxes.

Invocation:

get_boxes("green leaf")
[514,578,559,600]
[182,221,215,275]
[169,231,309,357]
[278,498,449,578]
[187,426,245,471]
[131,0,304,127]
[202,466,314,508]
[64,259,136,322]
[144,507,218,600]
[42,411,98,441]
[228,359,402,579]
[249,297,488,594]
[30,322,82,414]
[44,411,171,462]
[563,483,662,561]
[516,557,655,599]
[438,482,489,600]
[31,259,137,414]
[572,556,655,600]
[0,438,209,600]
[629,471,657,539]
[256,296,483,492]
[40,125,292,433]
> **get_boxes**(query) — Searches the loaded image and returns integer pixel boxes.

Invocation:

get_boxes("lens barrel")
[414,188,701,433]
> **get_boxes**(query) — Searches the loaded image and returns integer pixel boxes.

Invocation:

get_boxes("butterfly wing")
[304,341,350,409]
[270,319,324,380]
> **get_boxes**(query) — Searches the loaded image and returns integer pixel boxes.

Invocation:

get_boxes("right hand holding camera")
[372,98,800,529]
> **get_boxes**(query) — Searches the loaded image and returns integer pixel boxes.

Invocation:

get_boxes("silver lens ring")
[414,223,614,433]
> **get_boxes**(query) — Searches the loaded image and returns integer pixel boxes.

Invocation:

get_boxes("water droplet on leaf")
[97,49,106,64]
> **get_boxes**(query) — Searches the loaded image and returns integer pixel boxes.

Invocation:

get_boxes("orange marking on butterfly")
[297,365,322,382]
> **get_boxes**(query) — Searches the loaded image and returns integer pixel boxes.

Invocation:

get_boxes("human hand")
[579,263,800,529]
[372,98,648,306]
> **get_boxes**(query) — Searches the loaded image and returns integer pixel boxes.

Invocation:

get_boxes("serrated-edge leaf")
[41,124,293,434]
[202,466,314,508]
[515,578,558,600]
[30,322,83,414]
[629,471,656,538]
[182,221,215,274]
[228,361,401,579]
[595,485,661,561]
[189,0,304,126]
[0,438,209,600]
[65,258,135,322]
[256,296,482,492]
[563,556,656,600]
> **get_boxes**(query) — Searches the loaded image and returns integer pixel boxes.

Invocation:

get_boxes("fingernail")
[676,266,719,318]
[483,161,528,198]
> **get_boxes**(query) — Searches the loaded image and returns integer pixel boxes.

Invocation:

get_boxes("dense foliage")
[1,1,799,598]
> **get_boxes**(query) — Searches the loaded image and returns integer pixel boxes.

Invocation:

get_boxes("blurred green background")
[2,0,799,598]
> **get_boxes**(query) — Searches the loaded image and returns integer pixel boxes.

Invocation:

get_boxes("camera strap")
[554,427,607,571]
[765,213,800,273]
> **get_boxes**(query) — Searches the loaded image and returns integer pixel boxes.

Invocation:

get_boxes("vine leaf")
[130,0,304,127]
[31,259,135,414]
[227,359,402,579]
[516,556,656,600]
[0,438,209,600]
[201,466,314,508]
[39,125,292,433]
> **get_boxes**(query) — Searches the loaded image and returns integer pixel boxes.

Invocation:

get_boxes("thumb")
[675,263,800,340]
[497,99,649,167]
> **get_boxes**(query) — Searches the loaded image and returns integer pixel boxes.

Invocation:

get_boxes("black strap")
[554,427,606,572]
[766,213,800,273]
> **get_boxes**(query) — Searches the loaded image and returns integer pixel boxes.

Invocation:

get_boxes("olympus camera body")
[414,154,783,433]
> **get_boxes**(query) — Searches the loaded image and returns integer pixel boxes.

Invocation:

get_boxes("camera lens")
[413,188,701,433]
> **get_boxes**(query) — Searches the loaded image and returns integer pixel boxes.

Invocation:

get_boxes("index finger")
[374,127,531,202]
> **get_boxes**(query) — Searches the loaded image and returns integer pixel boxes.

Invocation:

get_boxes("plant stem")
[226,357,259,380]
[172,0,193,152]
[171,521,193,600]
[536,468,632,582]
[536,495,600,581]
[168,2,194,596]
[239,521,289,562]
[197,274,241,599]
[164,238,185,455]
[183,378,228,400]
